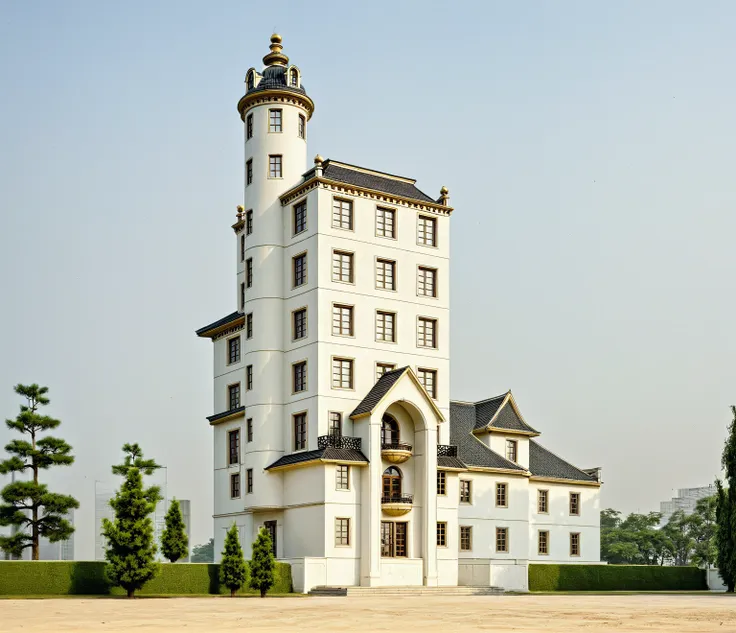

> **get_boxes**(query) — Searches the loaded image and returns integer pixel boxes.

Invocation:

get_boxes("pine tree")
[249,526,275,598]
[102,444,162,598]
[161,498,188,563]
[220,524,246,597]
[0,384,79,560]
[716,405,736,591]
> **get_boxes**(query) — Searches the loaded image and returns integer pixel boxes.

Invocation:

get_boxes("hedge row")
[0,561,292,596]
[529,564,707,592]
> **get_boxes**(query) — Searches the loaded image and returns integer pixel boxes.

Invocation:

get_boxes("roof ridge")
[472,392,508,406]
[530,439,596,481]
[324,159,417,184]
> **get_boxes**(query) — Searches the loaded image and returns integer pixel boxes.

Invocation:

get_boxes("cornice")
[529,475,601,488]
[473,427,541,438]
[466,466,531,477]
[207,406,246,426]
[212,323,244,342]
[266,457,369,473]
[232,219,245,234]
[237,90,315,122]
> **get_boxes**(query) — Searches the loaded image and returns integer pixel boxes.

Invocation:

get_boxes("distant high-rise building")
[659,485,716,524]
[38,509,75,560]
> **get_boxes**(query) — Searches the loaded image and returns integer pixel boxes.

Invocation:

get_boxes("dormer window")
[246,71,254,90]
[290,68,298,87]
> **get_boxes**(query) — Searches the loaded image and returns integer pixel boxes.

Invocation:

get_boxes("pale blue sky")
[1,1,735,559]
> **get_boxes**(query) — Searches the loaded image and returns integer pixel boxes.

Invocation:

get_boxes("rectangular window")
[376,363,396,380]
[246,209,253,235]
[335,517,350,546]
[417,368,437,399]
[246,468,253,494]
[332,357,354,390]
[417,266,437,298]
[240,282,245,311]
[332,198,353,230]
[269,154,282,178]
[228,383,241,409]
[293,253,307,287]
[246,159,253,185]
[437,471,446,495]
[570,492,581,516]
[506,439,518,463]
[293,308,307,340]
[376,206,396,238]
[418,215,437,246]
[298,114,305,139]
[293,412,307,450]
[376,259,396,290]
[496,527,509,553]
[230,473,240,498]
[240,235,245,262]
[228,336,241,364]
[538,530,549,555]
[246,258,253,288]
[293,200,307,235]
[246,365,253,390]
[496,482,508,507]
[460,480,471,503]
[247,418,253,442]
[336,465,349,490]
[460,526,472,551]
[293,361,307,393]
[332,304,353,337]
[269,109,282,133]
[381,521,408,558]
[264,520,276,556]
[537,489,549,514]
[329,412,342,437]
[570,532,581,557]
[228,429,240,465]
[246,114,253,140]
[417,317,437,348]
[437,522,447,547]
[332,250,353,283]
[376,311,396,342]
[246,313,253,339]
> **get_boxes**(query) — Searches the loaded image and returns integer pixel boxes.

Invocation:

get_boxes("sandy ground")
[2,594,736,633]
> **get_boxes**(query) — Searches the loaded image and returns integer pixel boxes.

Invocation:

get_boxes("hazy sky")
[1,1,735,560]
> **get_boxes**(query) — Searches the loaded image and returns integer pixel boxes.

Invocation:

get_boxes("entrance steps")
[308,585,503,597]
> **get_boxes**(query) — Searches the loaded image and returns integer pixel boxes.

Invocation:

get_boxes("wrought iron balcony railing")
[381,442,413,452]
[381,494,414,505]
[318,435,362,450]
[437,444,458,457]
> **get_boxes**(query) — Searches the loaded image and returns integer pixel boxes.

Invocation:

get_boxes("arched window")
[381,414,400,446]
[246,71,254,90]
[382,466,402,498]
[290,68,298,87]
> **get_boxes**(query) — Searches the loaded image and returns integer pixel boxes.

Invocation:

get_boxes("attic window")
[290,68,298,87]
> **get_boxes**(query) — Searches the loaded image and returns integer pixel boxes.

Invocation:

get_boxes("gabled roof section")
[196,311,243,338]
[265,447,368,471]
[321,161,435,204]
[473,394,506,430]
[473,391,540,436]
[529,440,599,483]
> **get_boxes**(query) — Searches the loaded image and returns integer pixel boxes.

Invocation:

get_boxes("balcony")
[437,445,458,457]
[381,442,413,464]
[381,493,413,516]
[318,435,362,450]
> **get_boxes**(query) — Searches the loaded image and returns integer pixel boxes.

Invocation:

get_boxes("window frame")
[570,532,581,557]
[245,209,253,235]
[293,411,307,451]
[246,159,253,185]
[228,429,240,466]
[570,492,581,516]
[375,310,397,343]
[246,468,253,494]
[417,265,438,298]
[246,113,253,140]
[230,472,241,498]
[417,316,438,349]
[292,360,308,394]
[437,470,446,496]
[538,530,550,556]
[460,479,472,504]
[293,199,307,236]
[496,482,508,508]
[292,251,308,288]
[496,527,509,553]
[332,303,354,338]
[268,108,283,134]
[506,439,518,463]
[375,258,397,291]
[240,282,245,311]
[228,382,241,410]
[335,517,351,547]
[380,521,408,558]
[292,307,308,341]
[246,312,253,339]
[460,525,472,552]
[246,258,253,288]
[417,367,437,399]
[298,114,306,139]
[331,356,355,391]
[537,489,549,514]
[417,214,437,247]
[436,521,447,548]
[227,335,241,365]
[332,197,354,231]
[246,365,253,390]
[331,249,354,284]
[268,154,283,179]
[375,206,397,240]
[240,234,245,262]
[335,464,350,491]
[247,418,253,443]
[376,362,397,381]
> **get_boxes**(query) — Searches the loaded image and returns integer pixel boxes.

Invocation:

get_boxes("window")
[240,282,245,311]
[246,313,253,339]
[381,415,400,446]
[417,317,437,348]
[246,71,254,90]
[228,383,240,409]
[332,357,354,389]
[293,412,307,450]
[228,430,240,465]
[247,418,253,442]
[538,489,549,513]
[376,363,396,380]
[376,311,396,342]
[329,412,342,437]
[496,527,509,553]
[293,308,307,340]
[570,492,581,516]
[496,483,508,507]
[246,258,253,288]
[336,465,349,490]
[335,517,350,546]
[332,250,353,283]
[298,114,305,139]
[246,159,253,185]
[246,209,253,235]
[269,154,282,178]
[418,215,437,246]
[460,480,471,503]
[293,200,307,235]
[293,253,307,287]
[264,520,276,556]
[230,473,240,498]
[290,68,298,87]
[506,439,518,463]
[269,109,282,133]
[460,526,472,551]
[293,361,307,393]
[376,259,396,290]
[538,530,549,555]
[228,336,241,364]
[381,521,407,558]
[417,368,437,399]
[332,198,353,230]
[437,471,446,495]
[570,532,581,556]
[246,468,253,493]
[418,266,437,298]
[382,466,402,499]
[246,113,253,139]
[240,235,245,262]
[376,207,396,238]
[246,365,253,390]
[437,522,447,547]
[332,304,353,336]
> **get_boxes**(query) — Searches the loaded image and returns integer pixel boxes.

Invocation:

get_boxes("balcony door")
[382,466,402,498]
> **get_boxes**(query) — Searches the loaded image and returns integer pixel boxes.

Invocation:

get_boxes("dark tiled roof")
[265,447,368,470]
[196,311,242,337]
[529,440,598,482]
[247,65,308,98]
[350,367,409,418]
[449,402,525,471]
[473,395,506,430]
[438,455,467,470]
[321,162,436,204]
[490,402,540,434]
[206,406,245,423]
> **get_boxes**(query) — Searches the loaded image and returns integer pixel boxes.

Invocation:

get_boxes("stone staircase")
[308,585,503,597]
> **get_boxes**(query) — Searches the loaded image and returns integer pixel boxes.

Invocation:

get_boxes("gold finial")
[439,185,449,205]
[236,205,244,220]
[314,154,324,165]
[263,33,289,67]
[440,186,448,195]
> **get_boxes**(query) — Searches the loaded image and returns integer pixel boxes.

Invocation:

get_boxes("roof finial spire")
[263,33,289,67]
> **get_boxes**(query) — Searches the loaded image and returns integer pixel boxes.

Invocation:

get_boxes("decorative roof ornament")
[263,33,289,67]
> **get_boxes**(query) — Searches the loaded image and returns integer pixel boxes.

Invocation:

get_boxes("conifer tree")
[0,384,78,560]
[161,498,188,563]
[220,524,246,597]
[716,406,736,591]
[249,526,275,598]
[102,444,161,598]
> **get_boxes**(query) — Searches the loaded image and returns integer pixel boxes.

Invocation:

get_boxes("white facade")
[197,34,602,592]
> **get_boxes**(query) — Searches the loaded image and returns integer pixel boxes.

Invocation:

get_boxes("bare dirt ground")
[3,594,736,633]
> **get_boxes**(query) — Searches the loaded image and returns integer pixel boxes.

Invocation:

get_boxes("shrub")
[529,564,707,592]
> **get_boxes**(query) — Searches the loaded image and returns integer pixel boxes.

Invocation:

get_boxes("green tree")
[191,538,214,563]
[102,443,162,598]
[691,495,718,568]
[0,384,79,560]
[661,510,696,566]
[220,524,246,597]
[160,498,188,563]
[717,406,736,591]
[249,526,275,598]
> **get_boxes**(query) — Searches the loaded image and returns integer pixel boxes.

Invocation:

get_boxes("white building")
[197,34,602,592]
[660,485,716,525]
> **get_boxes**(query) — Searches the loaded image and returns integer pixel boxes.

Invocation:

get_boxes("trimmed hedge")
[529,564,707,592]
[0,561,292,596]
